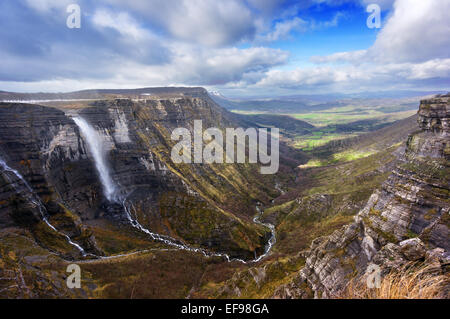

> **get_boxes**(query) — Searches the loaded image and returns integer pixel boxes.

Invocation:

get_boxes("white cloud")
[24,0,73,13]
[369,0,450,63]
[0,45,289,92]
[167,0,255,46]
[310,11,346,29]
[311,50,367,64]
[155,45,289,85]
[100,0,257,46]
[92,9,148,40]
[253,58,450,90]
[260,17,308,42]
[407,59,450,80]
[256,11,345,43]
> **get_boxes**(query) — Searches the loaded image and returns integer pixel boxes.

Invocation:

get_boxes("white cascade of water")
[71,117,275,263]
[0,158,86,255]
[121,197,245,262]
[73,117,117,201]
[121,197,276,263]
[253,205,276,263]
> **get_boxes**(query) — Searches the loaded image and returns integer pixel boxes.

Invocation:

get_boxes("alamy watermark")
[171,120,280,174]
[366,264,381,288]
[66,263,81,289]
[366,4,381,29]
[66,4,81,29]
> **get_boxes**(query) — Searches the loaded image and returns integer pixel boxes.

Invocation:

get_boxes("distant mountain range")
[0,87,208,102]
[208,90,447,113]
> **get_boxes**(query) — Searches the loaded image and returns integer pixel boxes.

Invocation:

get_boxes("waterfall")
[0,158,86,255]
[73,117,117,201]
[0,158,33,192]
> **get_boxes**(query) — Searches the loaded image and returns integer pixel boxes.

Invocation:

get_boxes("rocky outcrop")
[273,94,450,298]
[417,94,449,134]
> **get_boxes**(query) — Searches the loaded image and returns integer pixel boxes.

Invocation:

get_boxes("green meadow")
[233,103,417,166]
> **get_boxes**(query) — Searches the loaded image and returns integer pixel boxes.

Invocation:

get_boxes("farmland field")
[289,109,416,127]
[232,102,417,156]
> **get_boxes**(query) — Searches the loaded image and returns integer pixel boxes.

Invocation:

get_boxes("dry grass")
[339,263,449,299]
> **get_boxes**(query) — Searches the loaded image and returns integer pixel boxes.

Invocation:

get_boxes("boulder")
[399,238,426,261]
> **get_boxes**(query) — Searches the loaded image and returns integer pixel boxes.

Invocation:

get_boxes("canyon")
[0,88,448,298]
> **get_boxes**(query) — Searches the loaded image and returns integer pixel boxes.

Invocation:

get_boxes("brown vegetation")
[339,263,449,299]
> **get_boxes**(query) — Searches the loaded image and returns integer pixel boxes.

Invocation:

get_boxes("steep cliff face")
[273,94,449,298]
[0,90,294,260]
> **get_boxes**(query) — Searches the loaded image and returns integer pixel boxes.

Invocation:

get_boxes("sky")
[0,0,449,97]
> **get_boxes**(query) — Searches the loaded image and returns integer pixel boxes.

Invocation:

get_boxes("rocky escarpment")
[273,94,450,298]
[0,90,295,260]
[0,87,209,102]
